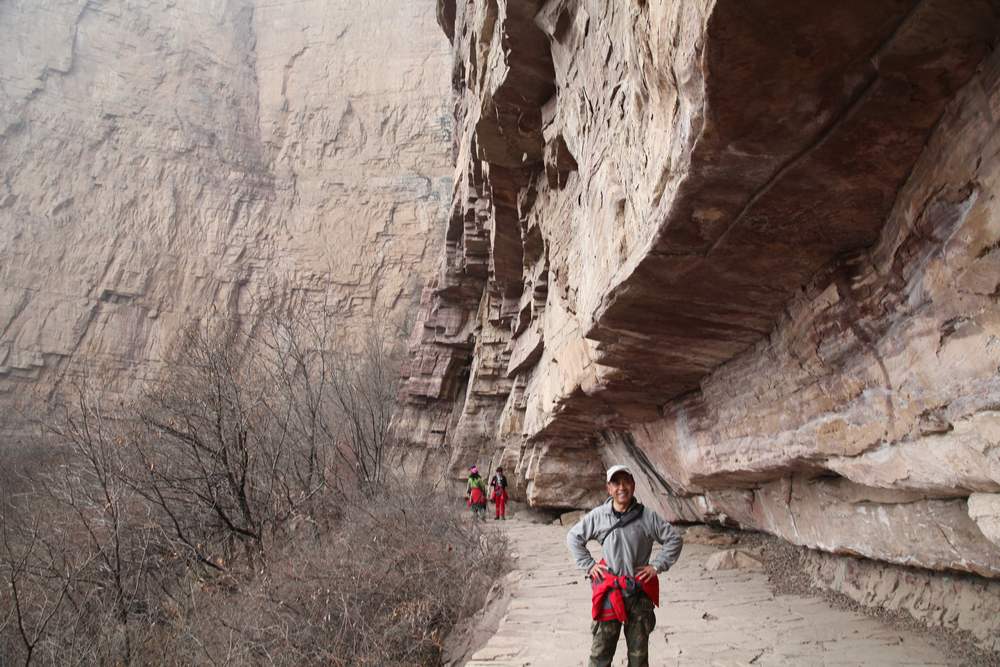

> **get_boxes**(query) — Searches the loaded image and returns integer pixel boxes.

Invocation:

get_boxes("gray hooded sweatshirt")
[566,498,683,577]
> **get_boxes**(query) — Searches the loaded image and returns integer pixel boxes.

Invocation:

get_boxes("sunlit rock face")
[0,0,452,435]
[396,0,1000,640]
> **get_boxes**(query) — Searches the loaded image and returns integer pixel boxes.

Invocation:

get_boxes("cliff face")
[398,0,1000,646]
[0,0,451,435]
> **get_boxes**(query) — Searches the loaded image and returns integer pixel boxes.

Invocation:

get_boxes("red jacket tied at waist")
[468,486,486,507]
[590,559,659,623]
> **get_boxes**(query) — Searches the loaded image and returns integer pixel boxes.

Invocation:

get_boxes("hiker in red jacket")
[489,466,509,520]
[566,465,683,667]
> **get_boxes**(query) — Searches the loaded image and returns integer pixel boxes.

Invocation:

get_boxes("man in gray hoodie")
[566,464,683,667]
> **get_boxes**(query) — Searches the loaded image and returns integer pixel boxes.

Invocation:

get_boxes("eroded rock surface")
[804,550,1000,652]
[968,494,1000,548]
[0,0,452,435]
[704,549,763,572]
[396,0,1000,645]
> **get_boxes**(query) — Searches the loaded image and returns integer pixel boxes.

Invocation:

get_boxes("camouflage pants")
[588,594,656,667]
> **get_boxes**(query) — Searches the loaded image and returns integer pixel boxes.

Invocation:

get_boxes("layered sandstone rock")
[968,494,1000,548]
[804,550,1000,652]
[703,549,763,572]
[397,0,1000,643]
[0,0,452,438]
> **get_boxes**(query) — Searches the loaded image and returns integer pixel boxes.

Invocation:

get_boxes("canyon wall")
[0,0,452,439]
[398,0,1000,647]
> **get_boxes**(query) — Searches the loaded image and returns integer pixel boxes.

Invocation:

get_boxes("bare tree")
[0,312,467,666]
[0,510,65,666]
[120,321,328,571]
[325,329,402,492]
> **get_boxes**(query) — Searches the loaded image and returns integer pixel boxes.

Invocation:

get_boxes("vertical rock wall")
[397,0,1000,645]
[0,0,452,437]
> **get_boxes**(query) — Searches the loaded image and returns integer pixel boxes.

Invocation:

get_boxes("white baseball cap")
[606,464,634,483]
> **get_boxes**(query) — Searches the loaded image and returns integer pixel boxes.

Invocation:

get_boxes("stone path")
[463,518,953,666]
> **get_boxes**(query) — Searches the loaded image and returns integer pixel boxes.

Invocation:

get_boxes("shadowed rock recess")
[395,0,1000,648]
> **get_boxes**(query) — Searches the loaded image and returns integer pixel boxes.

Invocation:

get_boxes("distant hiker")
[489,466,509,520]
[566,465,683,667]
[466,465,488,521]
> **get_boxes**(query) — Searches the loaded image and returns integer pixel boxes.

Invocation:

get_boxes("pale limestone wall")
[397,0,1000,616]
[0,0,452,435]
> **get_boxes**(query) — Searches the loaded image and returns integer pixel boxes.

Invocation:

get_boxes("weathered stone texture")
[397,0,1000,640]
[703,549,763,572]
[615,47,1000,579]
[804,550,1000,652]
[0,0,452,435]
[968,494,1000,548]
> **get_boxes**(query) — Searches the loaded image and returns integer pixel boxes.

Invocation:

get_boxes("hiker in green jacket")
[466,465,488,521]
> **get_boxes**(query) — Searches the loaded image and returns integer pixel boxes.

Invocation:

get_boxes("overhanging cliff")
[397,0,1000,647]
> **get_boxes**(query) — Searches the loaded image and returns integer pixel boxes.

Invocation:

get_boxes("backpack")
[598,504,644,545]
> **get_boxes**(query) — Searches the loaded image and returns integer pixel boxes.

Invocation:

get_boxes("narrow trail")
[461,517,953,666]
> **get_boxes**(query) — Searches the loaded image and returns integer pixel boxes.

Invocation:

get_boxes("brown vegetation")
[0,317,508,665]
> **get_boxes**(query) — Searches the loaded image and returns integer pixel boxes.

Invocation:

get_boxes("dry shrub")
[2,482,507,665]
[1,316,509,665]
[160,485,508,666]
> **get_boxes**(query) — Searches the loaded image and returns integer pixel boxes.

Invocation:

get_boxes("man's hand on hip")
[635,565,658,583]
[588,562,608,580]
